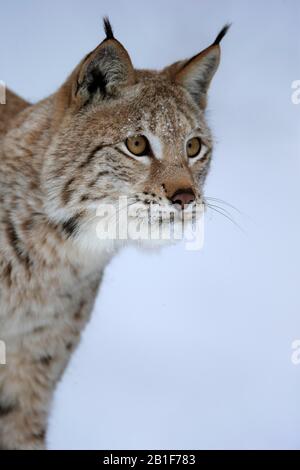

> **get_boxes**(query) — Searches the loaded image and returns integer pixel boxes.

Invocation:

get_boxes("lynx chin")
[0,18,229,449]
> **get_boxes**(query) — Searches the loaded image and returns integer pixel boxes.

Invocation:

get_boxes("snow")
[1,0,300,450]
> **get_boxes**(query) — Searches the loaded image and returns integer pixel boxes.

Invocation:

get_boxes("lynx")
[0,19,228,449]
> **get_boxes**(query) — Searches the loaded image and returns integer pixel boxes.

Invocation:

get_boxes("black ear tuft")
[213,23,231,45]
[103,17,114,40]
[74,19,135,105]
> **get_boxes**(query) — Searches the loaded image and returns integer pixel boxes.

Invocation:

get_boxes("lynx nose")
[170,189,195,209]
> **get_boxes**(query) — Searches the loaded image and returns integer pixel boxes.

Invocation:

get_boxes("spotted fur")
[0,19,228,449]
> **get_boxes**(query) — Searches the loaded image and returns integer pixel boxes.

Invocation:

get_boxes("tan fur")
[0,21,226,449]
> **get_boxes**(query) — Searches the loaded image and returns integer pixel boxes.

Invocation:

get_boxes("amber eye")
[186,137,202,158]
[125,135,149,156]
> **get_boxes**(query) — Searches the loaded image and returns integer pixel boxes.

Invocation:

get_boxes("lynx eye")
[186,137,202,158]
[125,135,149,156]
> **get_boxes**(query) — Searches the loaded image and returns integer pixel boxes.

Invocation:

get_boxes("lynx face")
[43,20,228,252]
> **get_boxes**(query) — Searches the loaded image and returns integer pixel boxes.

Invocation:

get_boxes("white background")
[1,0,300,449]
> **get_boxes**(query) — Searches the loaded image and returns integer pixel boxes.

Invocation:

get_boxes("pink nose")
[171,189,195,209]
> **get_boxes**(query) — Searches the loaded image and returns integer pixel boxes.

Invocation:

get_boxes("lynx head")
[43,19,229,253]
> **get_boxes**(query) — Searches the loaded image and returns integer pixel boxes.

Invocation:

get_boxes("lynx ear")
[68,18,135,106]
[171,25,230,108]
